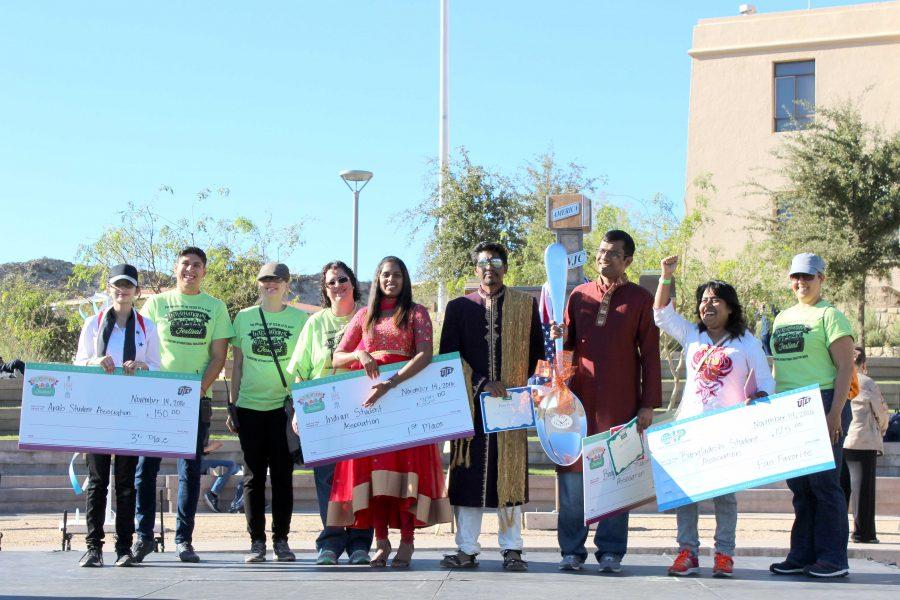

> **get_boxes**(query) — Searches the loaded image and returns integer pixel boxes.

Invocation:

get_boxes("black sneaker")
[115,552,138,567]
[79,547,103,568]
[769,559,806,575]
[245,540,266,563]
[805,562,849,578]
[176,542,200,563]
[273,540,296,562]
[204,491,221,513]
[131,538,154,563]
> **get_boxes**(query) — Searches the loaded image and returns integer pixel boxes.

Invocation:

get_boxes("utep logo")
[440,366,454,377]
[29,376,59,397]
[587,447,606,469]
[300,392,326,414]
[177,386,193,396]
[796,396,811,408]
[661,428,686,445]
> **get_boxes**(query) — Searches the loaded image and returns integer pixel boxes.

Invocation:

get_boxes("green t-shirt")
[770,300,854,393]
[140,290,234,376]
[232,305,309,410]
[286,307,354,381]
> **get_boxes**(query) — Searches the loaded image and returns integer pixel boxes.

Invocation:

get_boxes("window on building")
[774,60,815,132]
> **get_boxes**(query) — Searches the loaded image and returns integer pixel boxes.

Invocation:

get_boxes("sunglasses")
[259,276,285,283]
[326,276,350,287]
[476,258,504,269]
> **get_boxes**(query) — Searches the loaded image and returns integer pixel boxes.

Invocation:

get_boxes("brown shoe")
[370,539,391,568]
[391,542,414,569]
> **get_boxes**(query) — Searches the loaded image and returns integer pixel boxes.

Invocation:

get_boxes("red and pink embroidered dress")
[325,302,451,531]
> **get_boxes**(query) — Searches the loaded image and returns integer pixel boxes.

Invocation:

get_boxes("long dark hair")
[694,280,747,340]
[365,256,413,333]
[318,261,360,308]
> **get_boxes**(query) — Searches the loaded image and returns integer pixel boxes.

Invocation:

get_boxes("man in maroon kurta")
[551,229,661,573]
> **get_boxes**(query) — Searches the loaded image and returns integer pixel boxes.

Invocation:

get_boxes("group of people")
[70,230,885,579]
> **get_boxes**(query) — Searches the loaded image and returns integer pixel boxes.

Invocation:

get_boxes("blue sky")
[0,1,875,280]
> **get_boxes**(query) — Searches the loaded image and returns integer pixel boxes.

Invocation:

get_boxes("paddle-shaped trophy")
[533,243,587,466]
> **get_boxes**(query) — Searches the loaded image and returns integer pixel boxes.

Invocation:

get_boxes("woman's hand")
[660,255,678,279]
[363,381,392,407]
[826,410,844,446]
[291,415,299,435]
[95,355,115,374]
[357,350,380,379]
[122,360,147,375]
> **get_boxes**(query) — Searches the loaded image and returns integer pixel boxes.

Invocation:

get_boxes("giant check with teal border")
[19,362,201,458]
[646,384,834,512]
[293,352,474,467]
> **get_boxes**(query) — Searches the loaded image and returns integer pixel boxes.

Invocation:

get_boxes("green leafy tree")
[73,186,305,319]
[758,101,900,345]
[403,149,526,294]
[0,277,81,362]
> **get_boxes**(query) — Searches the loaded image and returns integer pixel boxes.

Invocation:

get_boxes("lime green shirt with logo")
[286,307,355,381]
[769,300,854,393]
[140,290,234,376]
[232,305,309,411]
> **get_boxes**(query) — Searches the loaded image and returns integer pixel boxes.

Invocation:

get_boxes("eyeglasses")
[326,276,350,287]
[596,249,624,259]
[476,258,504,269]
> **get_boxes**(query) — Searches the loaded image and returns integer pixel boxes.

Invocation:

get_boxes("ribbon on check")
[68,453,87,495]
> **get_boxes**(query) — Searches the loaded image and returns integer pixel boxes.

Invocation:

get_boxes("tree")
[0,277,81,362]
[403,149,527,294]
[761,101,900,345]
[72,186,305,319]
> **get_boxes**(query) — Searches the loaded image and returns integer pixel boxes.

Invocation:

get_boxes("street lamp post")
[339,169,373,276]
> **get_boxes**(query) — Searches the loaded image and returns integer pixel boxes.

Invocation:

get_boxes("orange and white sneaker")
[712,552,734,578]
[667,549,699,576]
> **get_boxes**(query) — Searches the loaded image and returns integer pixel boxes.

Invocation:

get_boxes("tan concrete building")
[684,1,900,270]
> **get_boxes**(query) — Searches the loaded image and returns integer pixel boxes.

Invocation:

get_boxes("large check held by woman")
[646,384,835,511]
[293,352,474,467]
[19,363,201,458]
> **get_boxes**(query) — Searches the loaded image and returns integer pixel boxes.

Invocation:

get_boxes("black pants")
[85,453,138,553]
[840,448,879,541]
[237,407,294,543]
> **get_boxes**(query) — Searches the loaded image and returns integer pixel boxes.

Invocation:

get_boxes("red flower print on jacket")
[691,346,733,406]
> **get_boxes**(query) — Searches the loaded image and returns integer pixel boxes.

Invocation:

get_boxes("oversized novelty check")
[582,418,655,524]
[19,362,201,458]
[293,352,474,466]
[646,384,834,511]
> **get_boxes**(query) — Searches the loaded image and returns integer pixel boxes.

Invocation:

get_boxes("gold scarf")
[451,288,532,520]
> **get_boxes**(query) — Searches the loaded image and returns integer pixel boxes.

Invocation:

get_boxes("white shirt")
[654,302,775,419]
[74,309,162,370]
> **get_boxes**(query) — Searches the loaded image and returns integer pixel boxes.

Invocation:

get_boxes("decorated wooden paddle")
[533,243,588,466]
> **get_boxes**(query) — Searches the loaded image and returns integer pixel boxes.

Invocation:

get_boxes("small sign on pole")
[546,194,591,232]
[567,250,587,270]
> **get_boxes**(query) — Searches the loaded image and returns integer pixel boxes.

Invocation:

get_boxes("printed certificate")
[582,417,655,524]
[293,352,474,466]
[646,384,835,511]
[480,387,535,433]
[19,363,201,458]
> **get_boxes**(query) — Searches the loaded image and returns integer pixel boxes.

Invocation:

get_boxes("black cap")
[108,264,139,286]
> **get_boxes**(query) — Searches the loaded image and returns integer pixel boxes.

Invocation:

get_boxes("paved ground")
[0,550,897,599]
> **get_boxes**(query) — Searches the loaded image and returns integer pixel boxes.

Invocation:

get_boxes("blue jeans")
[557,470,629,561]
[785,388,852,570]
[134,419,211,545]
[676,493,737,556]
[201,458,239,496]
[314,463,373,556]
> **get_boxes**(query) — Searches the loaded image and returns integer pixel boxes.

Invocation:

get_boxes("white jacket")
[74,308,162,370]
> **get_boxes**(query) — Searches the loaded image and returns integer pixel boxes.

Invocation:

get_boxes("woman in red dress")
[328,256,451,568]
